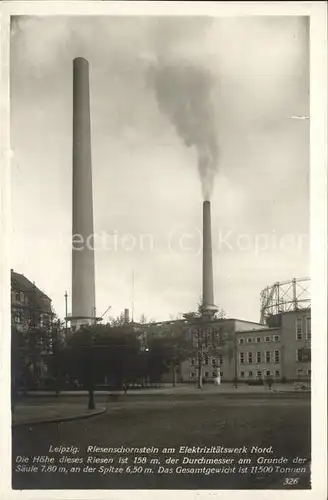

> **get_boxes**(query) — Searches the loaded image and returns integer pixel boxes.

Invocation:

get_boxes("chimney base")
[200,304,218,320]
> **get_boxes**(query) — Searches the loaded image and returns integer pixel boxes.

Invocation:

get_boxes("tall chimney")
[202,200,217,315]
[71,58,96,328]
[124,309,130,324]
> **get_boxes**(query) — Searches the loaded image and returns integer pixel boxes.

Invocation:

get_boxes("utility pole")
[64,291,68,332]
[197,328,203,389]
[172,344,177,387]
[31,283,38,384]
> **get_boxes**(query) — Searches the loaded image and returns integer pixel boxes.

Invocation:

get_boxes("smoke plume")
[149,59,219,200]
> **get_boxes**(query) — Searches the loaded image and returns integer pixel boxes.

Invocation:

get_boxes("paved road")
[12,395,310,490]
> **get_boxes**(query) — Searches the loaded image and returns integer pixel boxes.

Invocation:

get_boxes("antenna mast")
[132,268,135,322]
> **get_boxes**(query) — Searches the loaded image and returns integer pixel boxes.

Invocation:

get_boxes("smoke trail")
[149,59,219,200]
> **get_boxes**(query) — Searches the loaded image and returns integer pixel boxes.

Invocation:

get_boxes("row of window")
[238,316,312,345]
[190,369,311,379]
[296,368,311,375]
[190,371,223,378]
[240,370,280,378]
[191,349,309,366]
[13,312,50,326]
[190,356,224,366]
[295,316,311,340]
[239,350,280,365]
[238,335,280,345]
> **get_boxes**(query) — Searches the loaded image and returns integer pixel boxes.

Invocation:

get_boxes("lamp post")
[233,332,238,388]
[196,328,203,390]
[87,331,95,410]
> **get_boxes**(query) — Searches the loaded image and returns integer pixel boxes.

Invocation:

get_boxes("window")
[219,354,224,365]
[240,371,245,378]
[296,368,304,374]
[266,370,271,377]
[238,338,245,345]
[296,316,303,340]
[220,371,223,377]
[256,337,261,343]
[273,335,280,342]
[212,371,216,377]
[204,355,209,365]
[248,371,253,378]
[239,352,245,365]
[190,372,195,378]
[274,350,280,363]
[205,372,209,377]
[191,359,195,366]
[247,352,253,364]
[247,338,253,344]
[265,336,271,342]
[296,349,302,362]
[308,369,311,376]
[212,358,216,366]
[256,352,261,363]
[257,370,262,378]
[306,317,311,340]
[40,314,49,327]
[265,351,271,363]
[15,292,20,301]
[275,370,280,377]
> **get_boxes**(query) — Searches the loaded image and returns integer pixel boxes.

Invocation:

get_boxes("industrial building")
[180,307,311,384]
[139,278,311,385]
[66,56,311,386]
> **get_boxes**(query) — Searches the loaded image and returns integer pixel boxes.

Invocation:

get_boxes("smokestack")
[71,57,96,328]
[124,309,130,324]
[202,200,217,316]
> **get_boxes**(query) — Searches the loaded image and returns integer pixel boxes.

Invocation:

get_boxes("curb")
[12,407,106,428]
[23,390,310,397]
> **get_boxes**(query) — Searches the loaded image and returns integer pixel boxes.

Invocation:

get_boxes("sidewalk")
[12,404,106,427]
[23,382,308,397]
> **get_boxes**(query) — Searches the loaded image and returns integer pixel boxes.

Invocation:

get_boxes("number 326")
[283,478,300,485]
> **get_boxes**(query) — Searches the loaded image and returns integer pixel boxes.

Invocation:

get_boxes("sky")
[10,15,309,324]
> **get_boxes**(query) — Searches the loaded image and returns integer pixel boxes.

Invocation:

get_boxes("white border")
[0,2,327,500]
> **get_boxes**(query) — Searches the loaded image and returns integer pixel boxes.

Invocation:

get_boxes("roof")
[236,327,280,335]
[11,270,52,312]
[229,318,265,326]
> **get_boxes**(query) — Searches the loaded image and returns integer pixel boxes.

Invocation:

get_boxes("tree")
[135,310,232,390]
[139,313,156,325]
[185,317,233,389]
[48,319,66,394]
[63,325,100,409]
[60,322,144,405]
[145,320,194,386]
[11,316,56,395]
[108,312,126,326]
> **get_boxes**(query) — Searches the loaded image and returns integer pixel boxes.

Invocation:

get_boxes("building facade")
[11,270,53,330]
[11,270,55,386]
[179,309,311,384]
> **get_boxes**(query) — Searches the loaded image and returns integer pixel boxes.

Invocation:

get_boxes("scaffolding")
[260,277,310,324]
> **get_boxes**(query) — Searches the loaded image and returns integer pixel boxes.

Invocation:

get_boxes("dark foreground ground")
[12,393,311,490]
